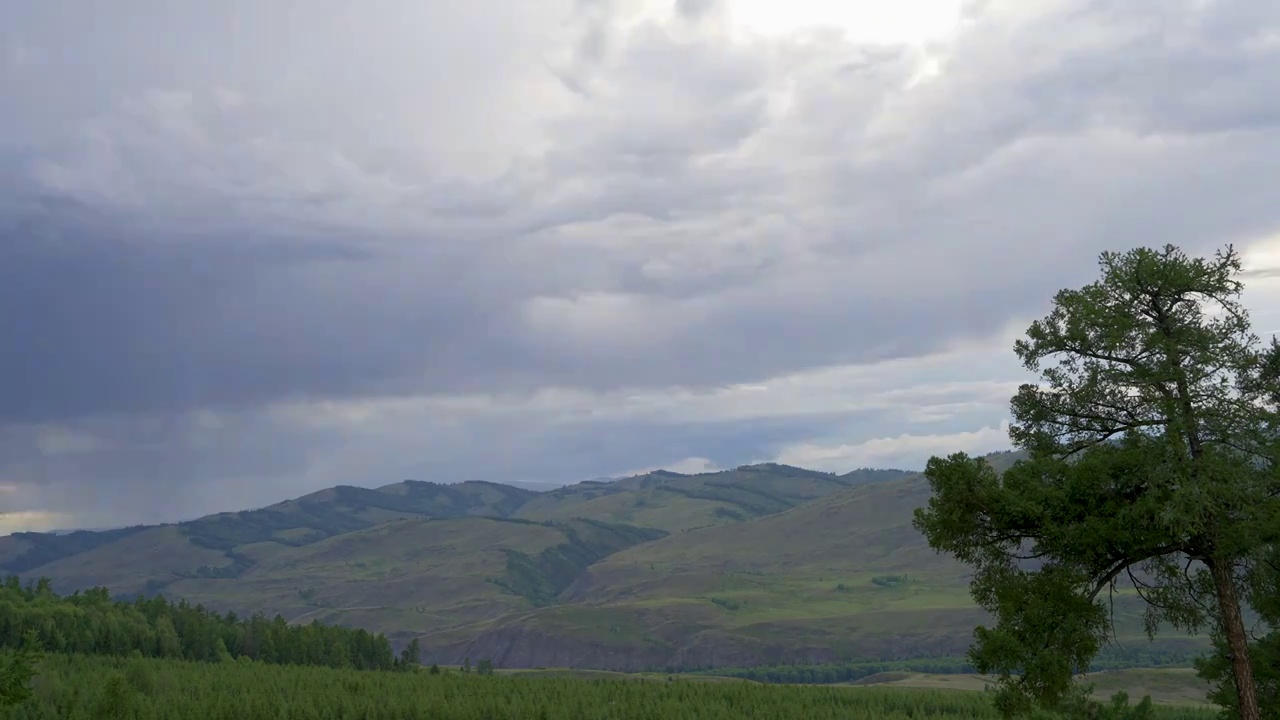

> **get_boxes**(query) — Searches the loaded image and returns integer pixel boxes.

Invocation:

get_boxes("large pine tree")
[914,245,1280,719]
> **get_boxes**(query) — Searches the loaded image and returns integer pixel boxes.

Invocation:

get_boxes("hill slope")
[0,464,895,628]
[513,464,910,532]
[4,451,1204,672]
[427,475,988,669]
[416,453,1205,670]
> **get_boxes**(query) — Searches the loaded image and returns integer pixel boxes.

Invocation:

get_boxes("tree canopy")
[0,574,401,671]
[913,245,1280,719]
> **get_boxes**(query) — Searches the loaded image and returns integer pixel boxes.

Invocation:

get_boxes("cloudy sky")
[2,0,1279,532]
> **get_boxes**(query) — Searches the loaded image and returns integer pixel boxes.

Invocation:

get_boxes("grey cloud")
[7,2,1280,417]
[675,0,721,21]
[0,195,543,423]
[2,0,1280,524]
[0,411,321,523]
[0,398,936,526]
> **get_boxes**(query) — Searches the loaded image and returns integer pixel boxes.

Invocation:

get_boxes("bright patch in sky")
[728,0,964,44]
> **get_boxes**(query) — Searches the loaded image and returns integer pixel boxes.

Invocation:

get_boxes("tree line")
[0,576,411,672]
[694,645,1200,686]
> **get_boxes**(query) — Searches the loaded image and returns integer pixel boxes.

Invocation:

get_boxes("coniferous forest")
[0,576,400,670]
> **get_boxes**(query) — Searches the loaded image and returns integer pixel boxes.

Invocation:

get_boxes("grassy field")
[1,654,1219,720]
[848,668,1216,707]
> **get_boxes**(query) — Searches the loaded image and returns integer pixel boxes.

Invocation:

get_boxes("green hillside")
[428,474,990,669]
[513,464,906,532]
[415,456,1206,670]
[0,451,1209,673]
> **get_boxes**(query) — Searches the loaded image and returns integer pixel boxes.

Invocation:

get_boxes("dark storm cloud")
[2,0,1275,428]
[0,396,869,525]
[0,196,544,423]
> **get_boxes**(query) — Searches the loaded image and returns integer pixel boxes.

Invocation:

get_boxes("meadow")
[1,654,1220,720]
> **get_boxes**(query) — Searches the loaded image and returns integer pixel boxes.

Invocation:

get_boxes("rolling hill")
[0,453,1209,671]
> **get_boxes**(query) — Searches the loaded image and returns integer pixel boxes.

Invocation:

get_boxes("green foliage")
[179,481,536,557]
[398,638,420,669]
[696,658,980,684]
[489,520,667,606]
[0,653,1219,720]
[0,527,150,574]
[182,503,372,552]
[659,483,788,516]
[189,550,253,580]
[87,673,139,720]
[691,648,1198,685]
[913,245,1280,718]
[713,507,746,521]
[0,575,396,671]
[1035,688,1158,720]
[871,575,909,588]
[709,597,740,611]
[1195,539,1280,719]
[0,632,41,709]
[328,481,534,519]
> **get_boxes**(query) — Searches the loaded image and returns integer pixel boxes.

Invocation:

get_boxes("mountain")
[513,464,908,532]
[4,452,1198,670]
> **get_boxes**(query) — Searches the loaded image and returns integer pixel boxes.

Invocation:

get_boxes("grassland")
[849,668,1216,707]
[1,654,1219,720]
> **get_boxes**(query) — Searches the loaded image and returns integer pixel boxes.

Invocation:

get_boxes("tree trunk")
[1208,557,1261,720]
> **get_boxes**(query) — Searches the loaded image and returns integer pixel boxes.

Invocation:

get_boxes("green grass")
[1,654,1218,720]
[851,668,1216,708]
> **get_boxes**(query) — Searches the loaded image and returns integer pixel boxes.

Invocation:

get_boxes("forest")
[0,574,1217,719]
[0,575,405,671]
[2,651,1220,720]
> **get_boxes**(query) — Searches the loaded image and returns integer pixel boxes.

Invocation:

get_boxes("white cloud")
[773,421,1012,472]
[618,456,724,476]
[0,511,74,534]
[728,0,965,45]
[270,316,1033,430]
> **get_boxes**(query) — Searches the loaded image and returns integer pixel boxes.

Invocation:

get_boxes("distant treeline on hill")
[696,646,1202,685]
[0,576,407,671]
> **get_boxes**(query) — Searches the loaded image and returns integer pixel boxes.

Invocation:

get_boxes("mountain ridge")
[6,450,1197,672]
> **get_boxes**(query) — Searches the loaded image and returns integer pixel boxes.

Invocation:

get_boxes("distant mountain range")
[0,450,1201,670]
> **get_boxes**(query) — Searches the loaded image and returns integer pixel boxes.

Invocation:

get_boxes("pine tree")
[914,244,1280,720]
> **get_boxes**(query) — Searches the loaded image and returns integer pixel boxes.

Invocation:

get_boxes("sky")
[2,0,1280,532]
